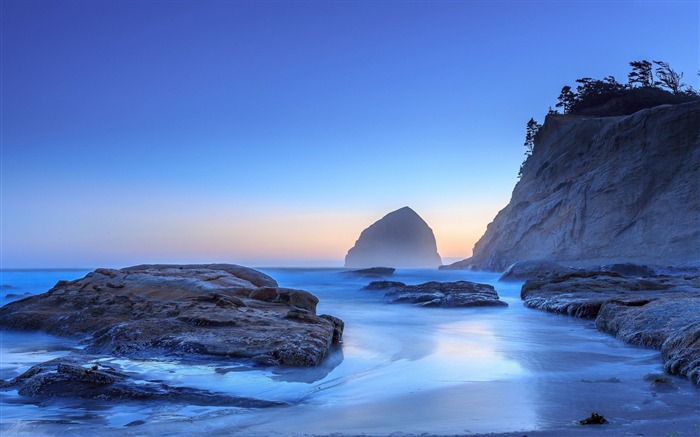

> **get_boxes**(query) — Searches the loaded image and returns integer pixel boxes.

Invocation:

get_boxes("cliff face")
[345,207,442,268]
[469,101,700,271]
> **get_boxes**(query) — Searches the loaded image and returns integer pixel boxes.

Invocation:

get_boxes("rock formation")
[343,267,395,277]
[345,207,442,268]
[599,263,656,277]
[520,271,700,384]
[1,356,284,406]
[498,260,578,281]
[0,264,344,367]
[363,280,507,308]
[450,102,700,271]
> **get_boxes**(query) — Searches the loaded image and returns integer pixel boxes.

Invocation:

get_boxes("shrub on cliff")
[574,86,697,116]
[554,60,699,117]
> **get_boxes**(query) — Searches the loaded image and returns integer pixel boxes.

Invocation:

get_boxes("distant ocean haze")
[1,203,486,268]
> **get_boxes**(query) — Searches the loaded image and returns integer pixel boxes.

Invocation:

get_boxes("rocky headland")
[0,264,344,367]
[364,280,507,308]
[444,101,699,272]
[345,206,442,268]
[521,271,700,384]
[438,100,700,384]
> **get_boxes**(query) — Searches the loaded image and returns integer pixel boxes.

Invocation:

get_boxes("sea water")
[0,268,697,436]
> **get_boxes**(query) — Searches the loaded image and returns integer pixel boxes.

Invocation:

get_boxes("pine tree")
[628,60,654,87]
[653,60,684,93]
[556,86,576,114]
[519,118,541,178]
[524,118,541,154]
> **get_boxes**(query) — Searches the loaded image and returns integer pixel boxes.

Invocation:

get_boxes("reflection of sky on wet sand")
[431,320,526,381]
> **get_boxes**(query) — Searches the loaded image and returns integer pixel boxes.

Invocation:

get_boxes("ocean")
[0,267,697,436]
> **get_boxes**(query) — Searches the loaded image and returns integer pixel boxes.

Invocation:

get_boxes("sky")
[1,0,698,268]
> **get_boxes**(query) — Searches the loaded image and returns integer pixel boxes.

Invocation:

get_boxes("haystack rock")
[345,207,442,268]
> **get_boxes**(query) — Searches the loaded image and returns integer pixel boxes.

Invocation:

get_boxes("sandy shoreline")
[305,416,700,437]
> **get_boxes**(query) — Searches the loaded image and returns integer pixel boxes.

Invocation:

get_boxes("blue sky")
[2,0,698,268]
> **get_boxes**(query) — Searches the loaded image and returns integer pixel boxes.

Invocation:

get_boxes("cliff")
[345,207,442,268]
[464,101,700,271]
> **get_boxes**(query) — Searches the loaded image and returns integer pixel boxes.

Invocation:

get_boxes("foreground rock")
[0,264,344,367]
[1,356,283,407]
[498,260,578,281]
[364,280,508,308]
[521,271,700,384]
[345,207,442,268]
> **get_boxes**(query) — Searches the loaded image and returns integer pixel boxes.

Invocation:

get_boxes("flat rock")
[364,280,508,308]
[521,271,700,384]
[0,264,343,367]
[499,260,578,281]
[343,267,395,277]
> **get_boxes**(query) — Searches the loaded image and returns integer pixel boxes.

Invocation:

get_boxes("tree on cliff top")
[628,60,654,87]
[556,86,575,113]
[553,60,698,116]
[654,60,684,93]
[519,60,699,178]
[571,76,626,113]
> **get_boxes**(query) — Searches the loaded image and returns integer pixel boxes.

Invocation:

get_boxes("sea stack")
[345,207,442,268]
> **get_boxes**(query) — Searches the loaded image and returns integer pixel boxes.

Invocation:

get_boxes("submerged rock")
[0,264,343,367]
[364,280,507,308]
[498,260,578,281]
[343,267,396,277]
[579,412,608,425]
[345,207,442,268]
[521,271,700,384]
[643,373,678,392]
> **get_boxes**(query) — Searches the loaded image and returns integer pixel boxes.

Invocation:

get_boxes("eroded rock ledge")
[364,280,508,308]
[0,356,285,407]
[0,264,344,367]
[521,271,700,384]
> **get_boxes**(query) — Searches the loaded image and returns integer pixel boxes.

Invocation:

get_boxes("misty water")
[1,268,698,436]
